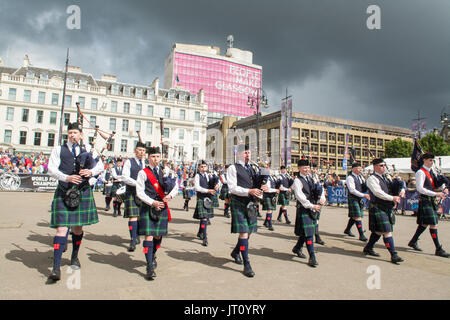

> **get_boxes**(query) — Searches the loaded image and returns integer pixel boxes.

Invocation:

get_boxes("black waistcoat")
[368,174,394,207]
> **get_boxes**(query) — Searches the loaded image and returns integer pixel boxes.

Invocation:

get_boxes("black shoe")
[263,220,269,228]
[243,262,255,277]
[285,218,291,225]
[268,225,274,231]
[435,246,450,258]
[292,246,306,259]
[48,268,61,281]
[224,213,230,218]
[277,215,282,222]
[145,265,156,280]
[152,256,157,269]
[363,247,380,257]
[344,229,356,237]
[118,210,122,216]
[128,240,136,252]
[231,251,243,265]
[105,205,110,211]
[135,236,140,245]
[70,256,81,269]
[315,237,325,245]
[202,237,208,247]
[391,252,404,264]
[207,219,211,225]
[408,241,422,251]
[359,235,368,242]
[308,255,319,267]
[197,232,204,240]
[113,210,117,217]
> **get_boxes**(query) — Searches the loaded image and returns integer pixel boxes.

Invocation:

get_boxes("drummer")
[111,158,124,217]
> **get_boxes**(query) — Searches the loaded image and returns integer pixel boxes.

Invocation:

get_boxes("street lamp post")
[247,88,268,162]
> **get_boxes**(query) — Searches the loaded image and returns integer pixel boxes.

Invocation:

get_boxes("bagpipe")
[308,178,323,220]
[162,163,178,194]
[249,160,270,199]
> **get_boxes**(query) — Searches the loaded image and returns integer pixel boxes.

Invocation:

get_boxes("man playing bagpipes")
[136,146,178,280]
[47,122,104,281]
[408,152,449,258]
[119,141,147,252]
[262,165,279,231]
[193,160,219,247]
[219,165,231,218]
[277,166,294,224]
[292,159,325,267]
[102,161,114,211]
[181,172,194,211]
[111,158,125,217]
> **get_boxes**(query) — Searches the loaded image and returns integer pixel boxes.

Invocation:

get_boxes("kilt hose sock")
[383,236,396,255]
[105,196,112,207]
[366,232,381,250]
[410,225,427,244]
[345,218,355,232]
[143,240,154,266]
[429,229,441,249]
[71,233,83,259]
[153,237,162,255]
[294,236,305,251]
[224,203,229,215]
[355,220,364,237]
[52,236,67,270]
[306,236,315,257]
[128,221,138,242]
[238,238,250,264]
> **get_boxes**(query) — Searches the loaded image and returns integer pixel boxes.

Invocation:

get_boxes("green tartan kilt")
[219,184,229,200]
[110,183,121,197]
[277,191,290,206]
[262,193,277,211]
[230,195,258,234]
[417,195,438,226]
[193,197,214,219]
[348,196,364,218]
[50,184,98,228]
[138,205,168,236]
[368,203,394,233]
[123,192,140,218]
[213,193,220,207]
[294,205,317,238]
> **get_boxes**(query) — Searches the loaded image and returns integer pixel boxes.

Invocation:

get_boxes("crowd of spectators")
[0,148,49,174]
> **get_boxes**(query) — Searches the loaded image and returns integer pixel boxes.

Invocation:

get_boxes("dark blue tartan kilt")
[193,197,214,219]
[213,193,220,207]
[294,205,317,238]
[123,192,141,218]
[368,203,394,233]
[348,196,364,218]
[417,195,438,226]
[138,205,168,236]
[50,184,98,228]
[219,184,229,200]
[230,195,258,234]
[262,193,277,211]
[277,191,290,206]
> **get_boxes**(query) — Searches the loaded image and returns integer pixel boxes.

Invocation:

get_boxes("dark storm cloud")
[1,0,448,129]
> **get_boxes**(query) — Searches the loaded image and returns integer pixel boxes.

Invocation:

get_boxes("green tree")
[418,133,450,156]
[385,138,413,158]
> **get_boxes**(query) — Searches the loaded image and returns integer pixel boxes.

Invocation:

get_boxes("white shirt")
[120,156,145,187]
[346,173,366,198]
[279,173,290,191]
[227,160,252,197]
[111,166,123,180]
[220,173,228,185]
[292,174,325,209]
[194,172,210,194]
[135,165,178,206]
[366,173,395,202]
[264,176,278,193]
[48,142,104,182]
[415,166,444,197]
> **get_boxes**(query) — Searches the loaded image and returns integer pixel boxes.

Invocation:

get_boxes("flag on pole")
[411,139,424,172]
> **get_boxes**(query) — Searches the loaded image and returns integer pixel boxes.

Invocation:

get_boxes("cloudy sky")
[1,0,449,130]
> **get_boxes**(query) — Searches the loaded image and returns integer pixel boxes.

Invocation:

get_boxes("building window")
[91,98,98,110]
[109,118,116,131]
[6,107,14,121]
[50,111,57,124]
[320,145,327,153]
[111,85,119,95]
[147,105,154,116]
[146,122,153,135]
[329,146,336,154]
[292,141,300,151]
[64,95,72,107]
[36,110,43,123]
[122,119,129,132]
[311,130,318,140]
[179,129,184,140]
[38,91,46,104]
[124,102,130,114]
[180,109,186,120]
[62,134,68,145]
[165,108,171,118]
[135,88,143,98]
[107,139,115,152]
[292,128,300,138]
[34,132,42,146]
[89,116,96,127]
[362,137,368,145]
[193,147,199,160]
[136,104,142,115]
[338,146,345,155]
[338,134,345,143]
[319,131,327,140]
[328,133,336,141]
[301,129,309,138]
[8,88,17,101]
[111,101,117,113]
[19,131,27,145]
[370,137,376,146]
[48,133,55,147]
[123,87,131,96]
[354,136,361,144]
[193,131,199,141]
[377,139,383,147]
[22,109,29,122]
[24,90,31,102]
[135,120,141,132]
[78,96,85,109]
[195,111,200,121]
[163,128,170,138]
[52,93,59,105]
[4,130,12,143]
[120,139,128,152]
[64,113,70,126]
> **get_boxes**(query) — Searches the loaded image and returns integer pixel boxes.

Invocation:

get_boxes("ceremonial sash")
[143,167,172,221]
[420,168,436,190]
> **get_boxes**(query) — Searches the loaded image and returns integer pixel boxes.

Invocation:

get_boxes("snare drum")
[115,185,127,202]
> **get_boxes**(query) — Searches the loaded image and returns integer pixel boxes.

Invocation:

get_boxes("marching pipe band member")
[344,162,369,242]
[227,145,261,277]
[292,159,325,267]
[212,169,220,209]
[219,165,231,218]
[120,142,147,252]
[111,158,124,217]
[311,167,326,246]
[408,153,449,257]
[193,160,218,247]
[364,158,405,264]
[262,166,279,231]
[136,146,178,280]
[181,172,193,211]
[102,161,114,211]
[47,122,104,281]
[277,166,293,224]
